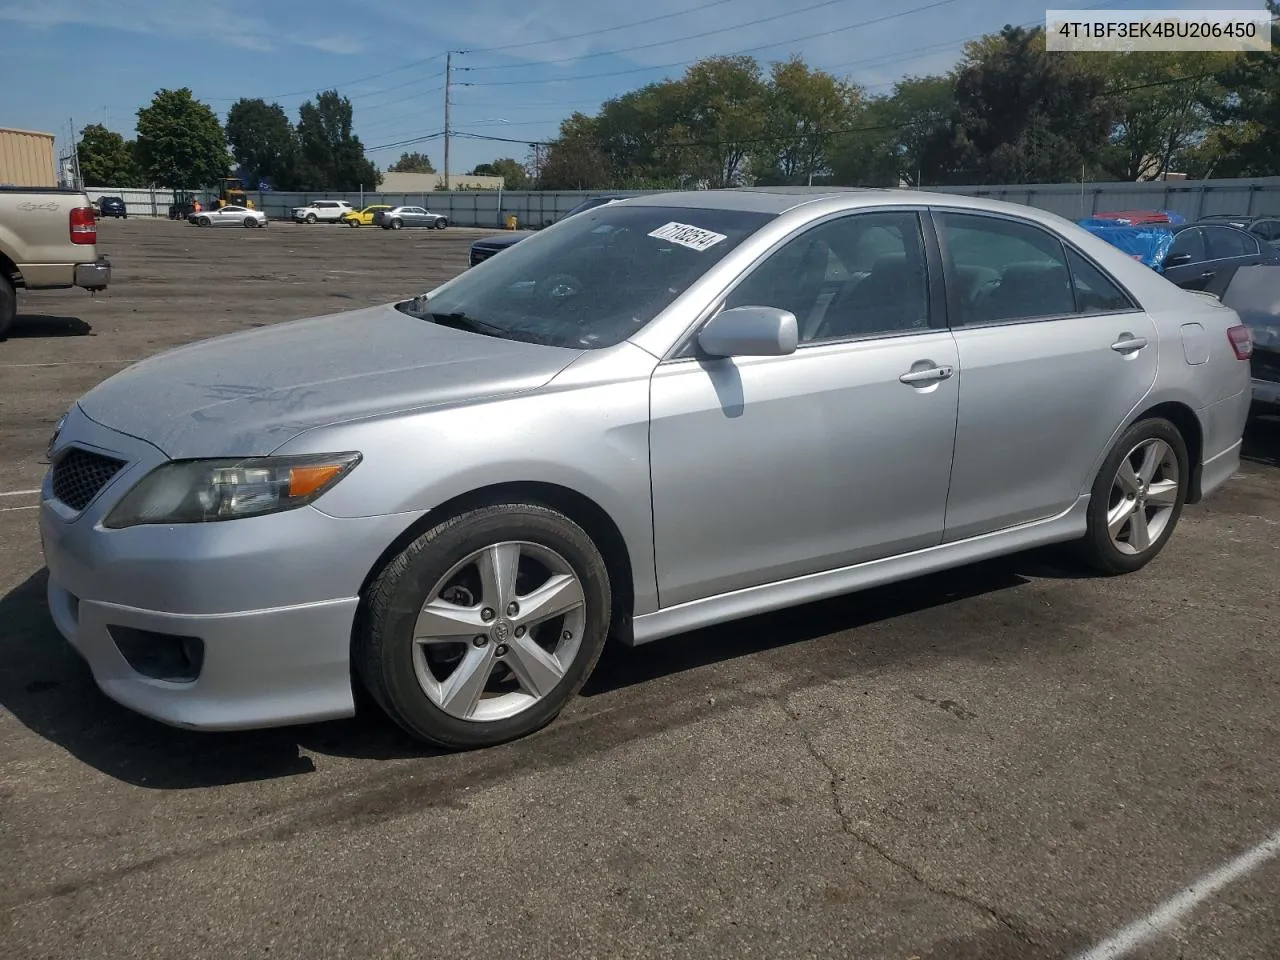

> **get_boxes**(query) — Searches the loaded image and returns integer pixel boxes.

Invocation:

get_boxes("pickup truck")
[0,186,111,339]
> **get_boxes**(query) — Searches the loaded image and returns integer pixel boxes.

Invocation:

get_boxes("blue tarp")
[1077,220,1177,270]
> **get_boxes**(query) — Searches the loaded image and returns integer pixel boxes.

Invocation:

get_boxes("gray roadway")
[1,220,1277,959]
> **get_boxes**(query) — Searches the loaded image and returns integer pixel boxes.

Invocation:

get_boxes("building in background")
[380,171,505,192]
[0,127,57,187]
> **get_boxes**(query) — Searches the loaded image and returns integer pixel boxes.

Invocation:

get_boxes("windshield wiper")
[428,311,507,337]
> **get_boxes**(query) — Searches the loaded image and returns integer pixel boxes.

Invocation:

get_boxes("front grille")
[51,448,126,511]
[470,247,498,267]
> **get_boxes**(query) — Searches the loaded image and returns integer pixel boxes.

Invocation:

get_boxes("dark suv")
[97,196,127,219]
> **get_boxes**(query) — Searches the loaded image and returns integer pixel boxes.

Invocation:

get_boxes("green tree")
[75,124,143,186]
[470,157,528,188]
[831,75,956,186]
[225,98,299,188]
[537,113,611,189]
[388,151,436,173]
[1202,2,1280,176]
[670,55,768,187]
[134,87,231,188]
[751,57,860,185]
[295,90,381,190]
[931,25,1113,183]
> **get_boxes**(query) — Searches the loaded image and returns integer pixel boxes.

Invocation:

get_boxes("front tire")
[390,218,403,230]
[355,503,611,749]
[0,274,15,340]
[435,218,448,230]
[348,219,360,227]
[306,213,317,224]
[198,216,211,227]
[1078,418,1189,575]
[243,217,256,228]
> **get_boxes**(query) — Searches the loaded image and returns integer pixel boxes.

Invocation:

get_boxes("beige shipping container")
[0,127,57,187]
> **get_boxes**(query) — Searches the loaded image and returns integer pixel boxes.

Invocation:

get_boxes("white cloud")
[301,35,369,56]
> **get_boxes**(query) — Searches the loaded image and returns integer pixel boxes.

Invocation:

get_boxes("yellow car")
[342,204,391,227]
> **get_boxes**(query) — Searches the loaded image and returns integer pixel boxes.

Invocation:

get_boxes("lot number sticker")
[648,221,728,251]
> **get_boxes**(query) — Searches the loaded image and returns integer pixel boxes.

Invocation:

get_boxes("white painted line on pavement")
[1074,827,1280,960]
[0,489,40,497]
[0,504,38,513]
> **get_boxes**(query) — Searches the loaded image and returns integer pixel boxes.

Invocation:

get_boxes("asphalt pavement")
[1,218,1277,959]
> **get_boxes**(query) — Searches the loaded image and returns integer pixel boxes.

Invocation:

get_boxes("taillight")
[69,206,97,245]
[1227,324,1253,360]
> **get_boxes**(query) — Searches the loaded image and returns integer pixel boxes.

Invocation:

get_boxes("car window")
[224,206,244,213]
[724,211,931,342]
[1204,226,1257,259]
[1065,249,1135,313]
[415,205,775,349]
[1256,220,1280,241]
[1168,228,1205,263]
[935,212,1075,324]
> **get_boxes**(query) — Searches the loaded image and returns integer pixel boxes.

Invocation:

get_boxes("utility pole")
[443,51,453,191]
[69,117,82,189]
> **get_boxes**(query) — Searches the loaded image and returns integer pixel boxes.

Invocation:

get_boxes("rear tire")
[354,503,611,749]
[0,274,15,340]
[1077,418,1189,575]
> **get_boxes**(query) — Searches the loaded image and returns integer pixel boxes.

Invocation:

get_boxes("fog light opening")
[107,626,205,683]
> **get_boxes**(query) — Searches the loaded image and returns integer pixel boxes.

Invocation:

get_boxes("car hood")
[474,232,534,249]
[76,302,583,459]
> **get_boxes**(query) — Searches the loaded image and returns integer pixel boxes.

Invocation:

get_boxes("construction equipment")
[213,177,249,208]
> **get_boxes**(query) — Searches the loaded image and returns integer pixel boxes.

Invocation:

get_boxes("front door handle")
[899,364,954,384]
[1111,336,1148,353]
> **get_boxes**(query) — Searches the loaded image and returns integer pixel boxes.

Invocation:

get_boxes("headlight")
[104,452,361,528]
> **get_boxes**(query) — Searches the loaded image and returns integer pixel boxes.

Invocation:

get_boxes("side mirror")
[1164,252,1194,268]
[698,305,798,358]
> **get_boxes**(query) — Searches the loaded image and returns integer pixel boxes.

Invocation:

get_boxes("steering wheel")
[537,273,585,305]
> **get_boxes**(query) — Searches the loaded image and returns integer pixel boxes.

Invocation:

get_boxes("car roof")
[621,186,1089,223]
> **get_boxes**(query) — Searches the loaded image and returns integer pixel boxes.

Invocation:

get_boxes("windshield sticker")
[647,221,728,252]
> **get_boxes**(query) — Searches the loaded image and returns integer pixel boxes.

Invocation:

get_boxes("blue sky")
[0,0,1265,177]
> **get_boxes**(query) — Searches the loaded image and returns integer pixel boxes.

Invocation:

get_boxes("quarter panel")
[275,344,662,614]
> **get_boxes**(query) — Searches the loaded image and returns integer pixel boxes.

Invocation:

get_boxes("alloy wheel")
[411,541,587,722]
[1106,437,1180,555]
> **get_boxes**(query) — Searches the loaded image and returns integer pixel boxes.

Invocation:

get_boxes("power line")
[459,0,956,87]
[207,52,449,103]
[463,0,741,54]
[461,0,856,73]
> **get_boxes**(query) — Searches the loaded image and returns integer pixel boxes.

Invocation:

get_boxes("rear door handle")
[1111,336,1148,353]
[899,364,954,384]
[1200,271,1216,280]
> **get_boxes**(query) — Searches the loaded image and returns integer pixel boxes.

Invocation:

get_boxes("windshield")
[405,204,775,349]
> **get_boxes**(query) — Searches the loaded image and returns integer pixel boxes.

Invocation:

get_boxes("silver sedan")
[40,189,1252,748]
[192,204,269,228]
[380,205,448,230]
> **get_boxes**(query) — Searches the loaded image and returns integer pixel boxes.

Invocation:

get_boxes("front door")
[649,210,960,607]
[931,209,1160,541]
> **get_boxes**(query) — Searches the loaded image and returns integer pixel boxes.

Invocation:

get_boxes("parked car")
[1193,214,1280,245]
[39,189,1252,748]
[292,200,354,224]
[0,185,110,338]
[1162,222,1280,297]
[468,194,632,266]
[96,196,127,219]
[378,206,448,230]
[341,204,391,228]
[191,205,269,228]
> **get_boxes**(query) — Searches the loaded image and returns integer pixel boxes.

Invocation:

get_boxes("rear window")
[415,204,775,349]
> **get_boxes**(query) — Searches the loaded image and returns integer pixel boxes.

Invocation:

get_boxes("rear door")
[933,209,1159,541]
[1199,225,1265,296]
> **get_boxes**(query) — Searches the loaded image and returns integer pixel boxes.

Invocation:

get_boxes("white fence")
[83,177,1280,226]
[84,186,197,217]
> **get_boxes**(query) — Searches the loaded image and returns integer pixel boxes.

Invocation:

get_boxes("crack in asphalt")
[774,695,1044,950]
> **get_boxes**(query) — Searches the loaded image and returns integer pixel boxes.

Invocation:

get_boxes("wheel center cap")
[492,619,512,642]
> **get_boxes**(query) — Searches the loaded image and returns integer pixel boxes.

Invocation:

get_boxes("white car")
[191,205,268,228]
[292,200,354,224]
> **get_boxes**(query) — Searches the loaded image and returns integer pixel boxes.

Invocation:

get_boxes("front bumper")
[38,405,423,731]
[74,256,111,292]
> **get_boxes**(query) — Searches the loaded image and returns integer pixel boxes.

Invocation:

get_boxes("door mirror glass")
[698,305,798,357]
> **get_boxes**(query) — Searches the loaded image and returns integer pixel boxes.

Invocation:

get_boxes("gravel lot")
[1,218,1278,960]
